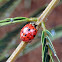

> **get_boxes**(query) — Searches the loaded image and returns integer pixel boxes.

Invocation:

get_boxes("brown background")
[0,0,62,62]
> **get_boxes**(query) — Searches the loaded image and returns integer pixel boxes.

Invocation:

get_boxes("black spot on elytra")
[28,29,30,31]
[33,28,34,30]
[22,31,23,33]
[27,37,29,38]
[29,38,31,40]
[33,35,35,37]
[25,34,27,36]
[35,30,36,32]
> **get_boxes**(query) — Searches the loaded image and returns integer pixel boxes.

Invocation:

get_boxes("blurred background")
[0,0,62,62]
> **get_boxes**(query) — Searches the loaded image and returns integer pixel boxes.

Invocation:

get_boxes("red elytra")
[20,23,37,42]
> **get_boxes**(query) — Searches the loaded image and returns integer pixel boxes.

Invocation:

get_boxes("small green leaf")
[46,36,56,55]
[48,43,55,55]
[46,36,55,52]
[14,17,27,20]
[41,31,45,43]
[0,17,28,23]
[49,49,54,62]
[45,29,53,38]
[41,31,45,62]
[0,17,29,26]
[0,17,37,26]
[48,43,60,62]
[46,36,53,47]
[44,45,48,62]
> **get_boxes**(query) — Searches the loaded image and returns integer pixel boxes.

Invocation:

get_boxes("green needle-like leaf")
[46,36,60,62]
[0,17,27,23]
[41,31,45,62]
[0,17,37,26]
[45,29,53,38]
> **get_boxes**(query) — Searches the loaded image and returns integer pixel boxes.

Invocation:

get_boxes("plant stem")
[36,0,60,25]
[0,17,37,26]
[6,41,28,62]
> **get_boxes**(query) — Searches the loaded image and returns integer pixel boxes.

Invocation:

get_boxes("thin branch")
[36,0,60,25]
[6,41,28,62]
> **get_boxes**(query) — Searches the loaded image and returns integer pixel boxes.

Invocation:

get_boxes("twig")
[0,17,37,26]
[36,0,60,25]
[6,41,28,62]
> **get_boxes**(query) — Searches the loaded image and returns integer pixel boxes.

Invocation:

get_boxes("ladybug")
[20,23,38,42]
